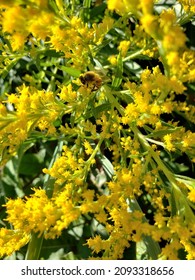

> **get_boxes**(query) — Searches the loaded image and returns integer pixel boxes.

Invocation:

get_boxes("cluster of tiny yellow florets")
[0,85,67,162]
[178,0,195,13]
[0,1,113,68]
[122,66,186,127]
[0,228,30,258]
[4,187,81,242]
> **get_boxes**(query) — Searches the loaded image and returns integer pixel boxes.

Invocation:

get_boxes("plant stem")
[133,126,175,184]
[25,232,43,260]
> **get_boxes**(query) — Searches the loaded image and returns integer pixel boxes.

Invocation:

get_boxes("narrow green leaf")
[93,103,111,118]
[98,155,114,179]
[59,66,81,77]
[128,199,161,260]
[25,232,43,260]
[112,53,123,88]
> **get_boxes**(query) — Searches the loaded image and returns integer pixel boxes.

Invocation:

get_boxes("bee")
[79,71,102,91]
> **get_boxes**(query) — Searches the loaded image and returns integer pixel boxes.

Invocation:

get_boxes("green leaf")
[19,151,45,176]
[124,61,142,77]
[25,232,43,260]
[83,0,91,8]
[90,3,107,19]
[93,103,111,118]
[48,249,65,260]
[128,198,161,260]
[59,66,81,77]
[98,155,114,179]
[112,53,123,88]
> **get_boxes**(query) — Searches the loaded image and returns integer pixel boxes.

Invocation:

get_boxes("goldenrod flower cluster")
[0,0,113,67]
[0,0,195,260]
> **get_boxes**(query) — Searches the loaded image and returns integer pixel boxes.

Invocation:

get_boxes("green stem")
[43,140,64,198]
[25,232,43,260]
[85,137,104,169]
[123,48,145,62]
[1,57,22,79]
[156,40,170,78]
[133,126,195,223]
[133,126,175,183]
[104,86,125,116]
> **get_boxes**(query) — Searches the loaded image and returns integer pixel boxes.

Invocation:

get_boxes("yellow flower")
[108,55,117,65]
[87,235,103,254]
[167,51,180,66]
[107,0,126,14]
[141,14,159,38]
[154,212,167,228]
[11,33,26,51]
[163,27,186,51]
[58,84,77,102]
[84,140,93,155]
[150,103,161,115]
[30,12,54,40]
[182,131,195,148]
[139,0,154,14]
[93,16,114,45]
[162,101,174,113]
[159,9,176,32]
[188,189,195,203]
[164,134,175,151]
[124,103,139,120]
[118,40,130,57]
[0,229,30,258]
[0,103,7,116]
[2,6,28,35]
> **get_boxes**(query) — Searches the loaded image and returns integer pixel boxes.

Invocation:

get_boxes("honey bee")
[79,71,102,91]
